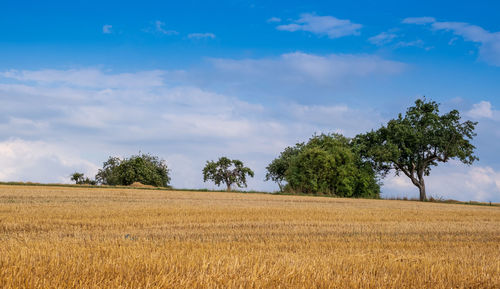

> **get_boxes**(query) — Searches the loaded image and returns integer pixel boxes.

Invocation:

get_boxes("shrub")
[267,134,380,198]
[95,153,170,187]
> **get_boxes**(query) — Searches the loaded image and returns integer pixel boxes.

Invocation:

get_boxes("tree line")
[72,98,478,201]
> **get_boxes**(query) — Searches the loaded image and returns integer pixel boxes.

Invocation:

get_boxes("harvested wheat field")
[0,185,498,288]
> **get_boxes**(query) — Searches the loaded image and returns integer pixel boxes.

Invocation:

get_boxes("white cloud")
[467,101,494,119]
[267,17,281,23]
[162,114,253,138]
[276,13,362,38]
[0,117,50,138]
[1,69,165,88]
[287,104,383,137]
[102,24,112,34]
[432,22,500,65]
[208,52,405,87]
[369,30,432,50]
[158,52,405,104]
[187,33,216,39]
[431,22,492,42]
[403,17,500,66]
[0,139,99,183]
[368,32,398,45]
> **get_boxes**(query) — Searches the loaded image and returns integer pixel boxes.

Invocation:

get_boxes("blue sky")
[1,0,500,201]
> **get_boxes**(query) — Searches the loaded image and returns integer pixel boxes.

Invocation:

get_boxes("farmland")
[0,185,498,288]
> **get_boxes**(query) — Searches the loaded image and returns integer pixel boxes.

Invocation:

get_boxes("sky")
[1,0,500,202]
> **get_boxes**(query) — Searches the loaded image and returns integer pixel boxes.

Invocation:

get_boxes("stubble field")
[0,184,498,288]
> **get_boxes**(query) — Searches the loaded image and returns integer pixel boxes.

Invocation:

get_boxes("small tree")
[203,157,254,191]
[70,172,97,185]
[355,98,478,201]
[71,172,85,184]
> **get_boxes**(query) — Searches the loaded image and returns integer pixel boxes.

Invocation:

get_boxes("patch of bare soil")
[129,182,156,189]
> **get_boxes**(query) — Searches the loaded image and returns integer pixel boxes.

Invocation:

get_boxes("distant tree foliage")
[95,153,170,187]
[70,172,84,184]
[70,172,97,185]
[266,134,380,198]
[355,98,477,201]
[203,157,254,191]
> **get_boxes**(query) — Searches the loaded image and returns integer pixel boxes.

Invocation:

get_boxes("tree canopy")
[355,98,477,201]
[265,143,304,192]
[203,157,254,191]
[70,172,85,184]
[95,153,170,187]
[266,134,380,198]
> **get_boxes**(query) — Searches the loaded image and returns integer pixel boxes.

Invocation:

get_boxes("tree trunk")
[226,183,231,192]
[418,178,427,201]
[414,168,427,202]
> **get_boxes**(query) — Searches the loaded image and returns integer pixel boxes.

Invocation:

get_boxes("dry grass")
[0,185,498,288]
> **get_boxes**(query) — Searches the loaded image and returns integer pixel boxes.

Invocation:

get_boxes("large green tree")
[203,157,254,191]
[95,153,170,187]
[266,134,380,198]
[355,98,477,201]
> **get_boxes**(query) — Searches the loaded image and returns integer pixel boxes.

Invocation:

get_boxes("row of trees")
[72,153,170,187]
[265,98,477,201]
[72,154,255,191]
[72,99,478,201]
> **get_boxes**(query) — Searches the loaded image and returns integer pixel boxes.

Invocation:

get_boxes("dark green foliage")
[266,134,380,198]
[95,157,121,186]
[203,157,254,191]
[355,98,477,201]
[95,153,170,187]
[265,144,304,192]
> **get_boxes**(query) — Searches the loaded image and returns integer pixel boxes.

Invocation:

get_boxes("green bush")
[266,134,380,198]
[95,153,170,187]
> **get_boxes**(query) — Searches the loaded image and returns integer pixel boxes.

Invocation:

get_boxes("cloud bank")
[0,53,400,191]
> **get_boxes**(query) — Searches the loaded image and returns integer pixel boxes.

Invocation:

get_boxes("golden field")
[0,185,498,288]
